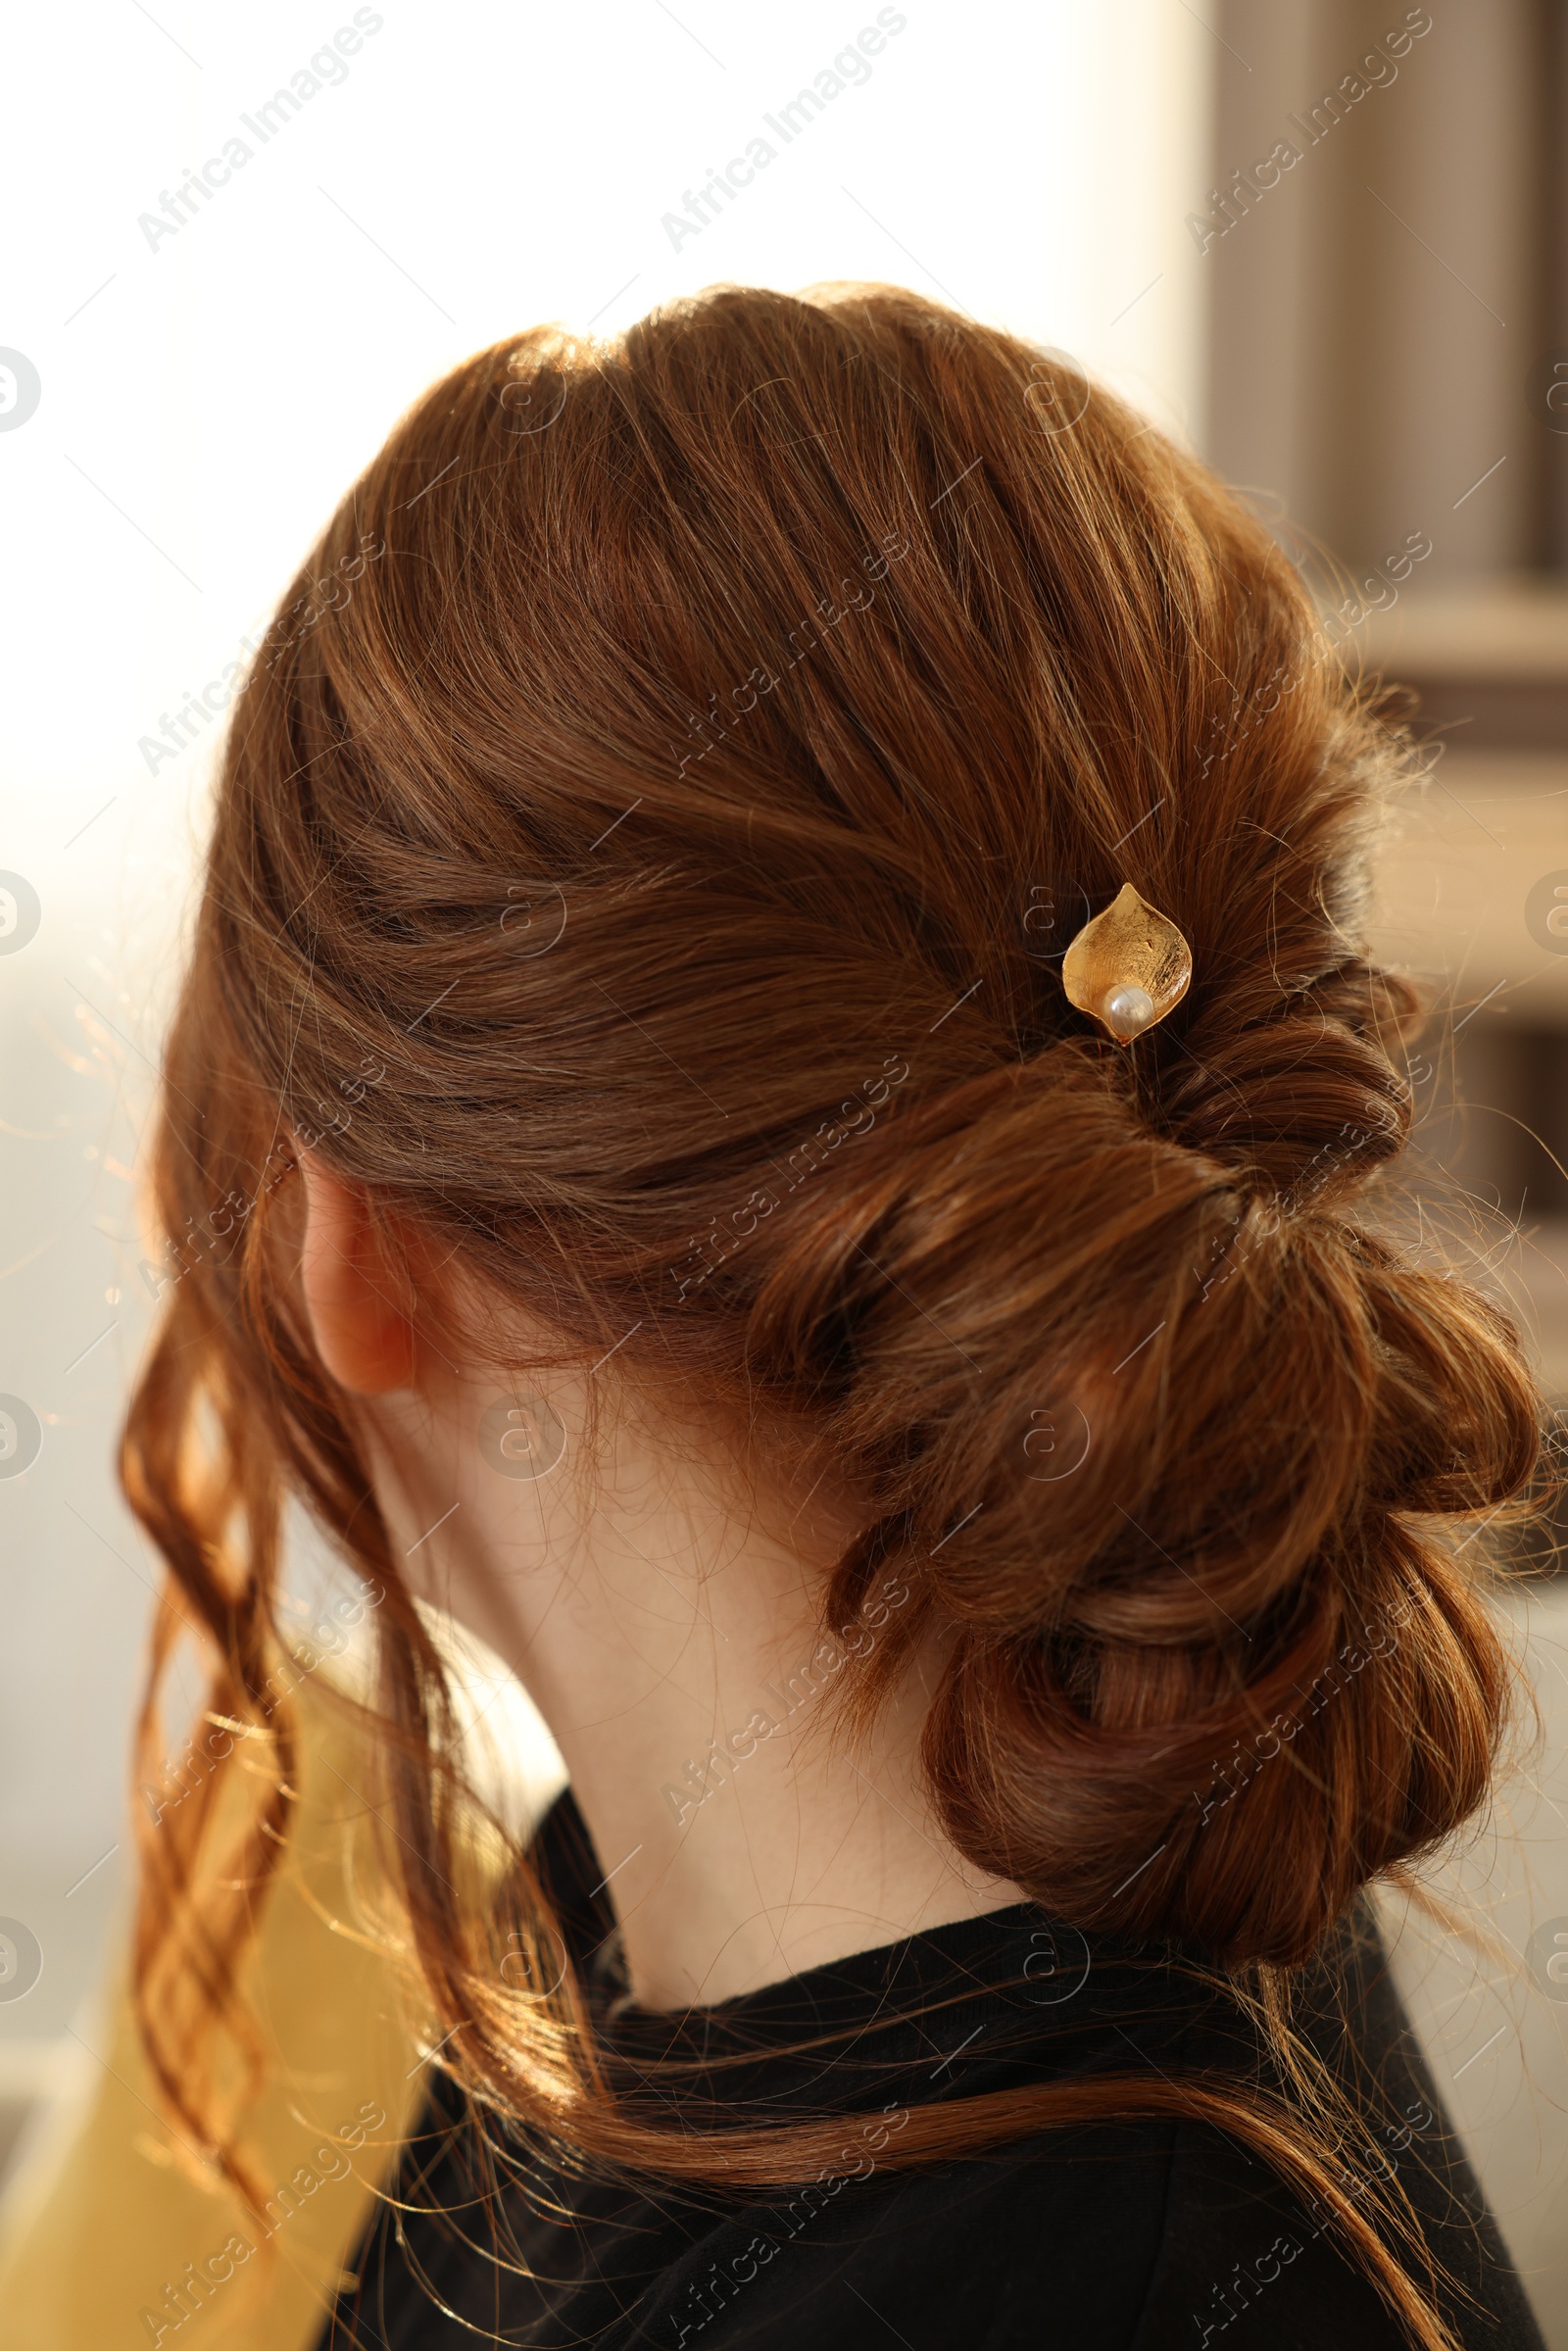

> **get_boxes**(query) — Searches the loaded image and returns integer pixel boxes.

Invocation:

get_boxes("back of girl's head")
[127,279,1543,2035]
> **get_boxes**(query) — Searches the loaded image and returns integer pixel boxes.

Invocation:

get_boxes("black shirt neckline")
[320,1786,1549,2349]
[527,1785,1195,2124]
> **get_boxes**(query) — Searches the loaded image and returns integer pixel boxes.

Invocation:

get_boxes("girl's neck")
[355,1357,1023,2009]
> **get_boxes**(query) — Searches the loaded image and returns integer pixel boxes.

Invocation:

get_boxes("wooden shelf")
[1356,577,1568,680]
[1352,578,1568,754]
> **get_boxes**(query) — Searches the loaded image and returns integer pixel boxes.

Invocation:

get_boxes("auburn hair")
[121,281,1544,2351]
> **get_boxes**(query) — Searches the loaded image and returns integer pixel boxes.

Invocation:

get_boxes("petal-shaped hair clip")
[1061,883,1192,1045]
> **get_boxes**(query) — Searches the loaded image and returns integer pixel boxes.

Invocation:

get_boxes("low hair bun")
[1157,998,1414,1204]
[751,1026,1541,1966]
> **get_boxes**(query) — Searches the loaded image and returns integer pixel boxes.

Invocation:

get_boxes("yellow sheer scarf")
[0,1665,501,2351]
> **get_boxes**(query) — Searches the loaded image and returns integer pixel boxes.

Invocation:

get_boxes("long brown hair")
[121,281,1545,2350]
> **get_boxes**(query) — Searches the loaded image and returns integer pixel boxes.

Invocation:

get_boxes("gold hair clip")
[1061,883,1192,1044]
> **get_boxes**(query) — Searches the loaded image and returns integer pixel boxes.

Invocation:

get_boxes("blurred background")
[1,0,1566,2334]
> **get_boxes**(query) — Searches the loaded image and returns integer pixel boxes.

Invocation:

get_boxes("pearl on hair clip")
[1061,883,1192,1047]
[1102,985,1155,1039]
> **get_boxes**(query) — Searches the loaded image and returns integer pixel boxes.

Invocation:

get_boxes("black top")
[318,1791,1544,2350]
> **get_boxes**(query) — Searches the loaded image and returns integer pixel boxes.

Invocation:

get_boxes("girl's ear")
[295,1144,419,1395]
